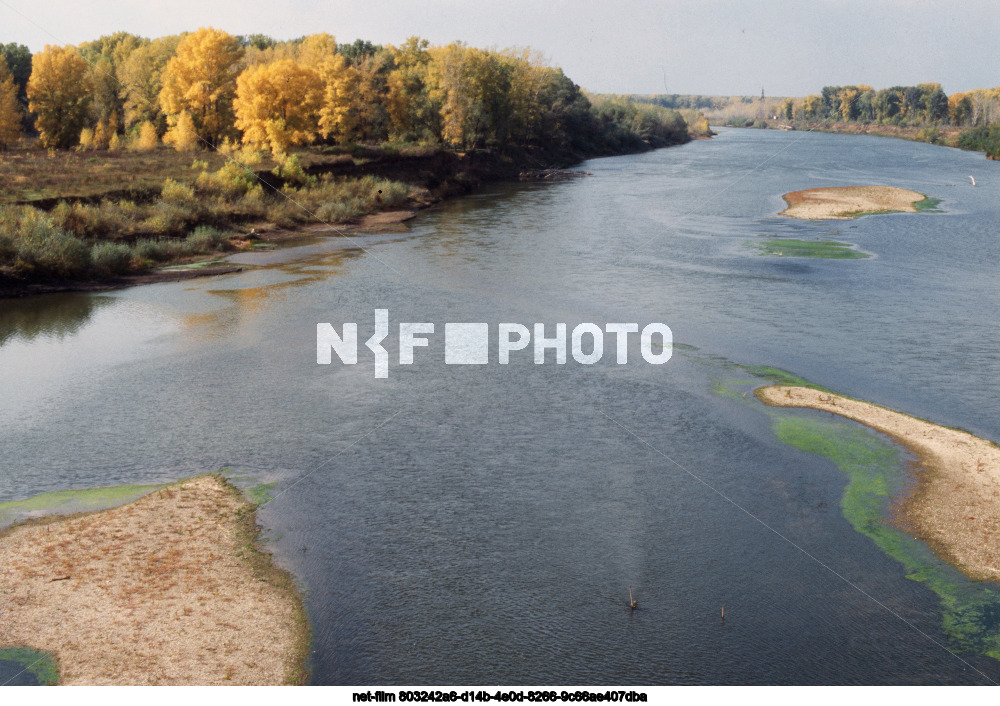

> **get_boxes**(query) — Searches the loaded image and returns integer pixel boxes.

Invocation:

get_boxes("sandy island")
[756,386,1000,583]
[780,185,925,220]
[0,475,307,685]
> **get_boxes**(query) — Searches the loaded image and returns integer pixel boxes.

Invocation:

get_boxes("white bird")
[970,175,976,186]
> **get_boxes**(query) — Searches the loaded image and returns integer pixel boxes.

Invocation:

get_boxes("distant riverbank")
[717,120,971,152]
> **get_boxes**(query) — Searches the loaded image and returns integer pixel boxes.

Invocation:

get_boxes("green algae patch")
[0,647,58,685]
[771,410,1000,660]
[157,259,229,271]
[0,484,164,529]
[755,238,869,259]
[704,359,1000,660]
[246,482,278,505]
[914,196,944,213]
[736,365,832,392]
[222,469,281,507]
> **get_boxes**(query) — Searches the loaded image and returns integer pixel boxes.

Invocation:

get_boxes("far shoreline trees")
[0,27,700,160]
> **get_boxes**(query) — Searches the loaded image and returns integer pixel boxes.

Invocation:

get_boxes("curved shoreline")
[756,385,1000,584]
[0,475,308,685]
[780,185,925,220]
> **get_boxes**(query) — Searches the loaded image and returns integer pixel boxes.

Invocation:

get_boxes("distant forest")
[632,86,1000,157]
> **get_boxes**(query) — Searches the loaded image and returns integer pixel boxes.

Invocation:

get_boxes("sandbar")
[0,475,307,685]
[780,185,925,219]
[756,385,1000,583]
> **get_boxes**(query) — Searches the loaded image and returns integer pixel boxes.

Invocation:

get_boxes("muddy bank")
[756,385,1000,584]
[0,475,308,685]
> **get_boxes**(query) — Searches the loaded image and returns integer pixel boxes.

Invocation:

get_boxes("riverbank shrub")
[956,126,1000,158]
[185,225,228,251]
[12,217,91,277]
[90,241,134,274]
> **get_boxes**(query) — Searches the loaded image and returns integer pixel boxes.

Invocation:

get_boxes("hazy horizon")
[2,0,998,97]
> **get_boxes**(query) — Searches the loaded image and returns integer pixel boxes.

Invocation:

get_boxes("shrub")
[91,241,134,274]
[12,214,91,277]
[141,201,191,237]
[163,112,199,152]
[273,153,314,188]
[51,200,131,240]
[78,127,95,150]
[130,121,159,152]
[185,225,227,252]
[134,238,188,263]
[196,161,258,197]
[161,178,197,205]
[0,231,14,262]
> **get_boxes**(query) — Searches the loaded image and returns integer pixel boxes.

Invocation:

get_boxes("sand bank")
[780,185,925,219]
[756,386,1000,583]
[0,475,307,685]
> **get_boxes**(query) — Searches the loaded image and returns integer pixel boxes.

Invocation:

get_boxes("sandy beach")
[780,185,925,219]
[0,475,307,685]
[756,385,1000,583]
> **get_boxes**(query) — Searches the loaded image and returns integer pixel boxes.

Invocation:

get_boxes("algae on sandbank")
[704,362,1000,661]
[780,185,928,220]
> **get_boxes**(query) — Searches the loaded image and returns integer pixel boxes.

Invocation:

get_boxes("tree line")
[0,29,701,157]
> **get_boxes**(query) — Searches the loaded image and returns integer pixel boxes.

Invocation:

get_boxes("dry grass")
[0,146,234,205]
[0,475,308,685]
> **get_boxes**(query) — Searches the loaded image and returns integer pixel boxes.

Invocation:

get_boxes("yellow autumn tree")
[426,43,474,148]
[129,120,159,151]
[315,54,360,143]
[162,111,198,151]
[386,37,439,141]
[159,27,244,146]
[234,59,323,156]
[0,59,21,149]
[27,45,93,148]
[294,33,338,67]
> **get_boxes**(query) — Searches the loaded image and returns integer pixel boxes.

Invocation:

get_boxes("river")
[2,128,1000,684]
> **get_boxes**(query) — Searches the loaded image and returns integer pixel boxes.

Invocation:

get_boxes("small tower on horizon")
[760,86,765,101]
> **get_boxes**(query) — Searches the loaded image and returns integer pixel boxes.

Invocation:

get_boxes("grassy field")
[0,140,395,205]
[0,142,423,289]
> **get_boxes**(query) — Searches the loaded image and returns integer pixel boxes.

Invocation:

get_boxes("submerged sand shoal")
[756,386,1000,583]
[0,475,307,685]
[780,185,925,219]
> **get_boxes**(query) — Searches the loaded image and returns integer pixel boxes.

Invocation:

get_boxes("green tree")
[117,35,181,132]
[386,37,438,141]
[78,32,148,136]
[0,43,31,107]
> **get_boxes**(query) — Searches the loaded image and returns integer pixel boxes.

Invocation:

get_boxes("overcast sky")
[2,0,998,96]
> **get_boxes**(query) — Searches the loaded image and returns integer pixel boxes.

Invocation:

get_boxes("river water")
[2,129,1000,684]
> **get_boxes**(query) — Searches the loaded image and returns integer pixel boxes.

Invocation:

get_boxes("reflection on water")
[3,130,1000,684]
[0,294,113,346]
